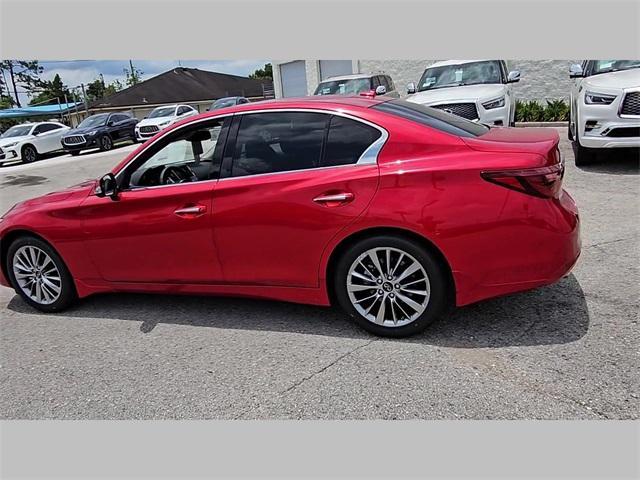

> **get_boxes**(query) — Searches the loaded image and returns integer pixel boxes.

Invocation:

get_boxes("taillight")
[481,163,564,199]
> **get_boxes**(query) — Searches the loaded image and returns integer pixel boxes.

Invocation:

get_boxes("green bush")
[515,99,569,123]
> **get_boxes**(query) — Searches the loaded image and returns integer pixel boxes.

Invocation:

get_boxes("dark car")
[208,96,250,111]
[61,113,138,155]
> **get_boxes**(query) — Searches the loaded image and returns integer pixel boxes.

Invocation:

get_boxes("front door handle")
[174,204,207,218]
[313,192,354,207]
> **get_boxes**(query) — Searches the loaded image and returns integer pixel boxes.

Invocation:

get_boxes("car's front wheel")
[6,236,77,312]
[334,235,449,337]
[21,144,38,163]
[99,135,113,151]
[573,140,597,166]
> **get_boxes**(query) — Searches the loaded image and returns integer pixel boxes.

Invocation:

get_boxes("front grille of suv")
[140,125,160,134]
[63,135,85,145]
[431,103,479,121]
[620,92,640,116]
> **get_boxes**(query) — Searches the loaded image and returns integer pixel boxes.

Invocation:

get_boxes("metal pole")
[63,93,69,125]
[57,96,62,122]
[81,83,88,113]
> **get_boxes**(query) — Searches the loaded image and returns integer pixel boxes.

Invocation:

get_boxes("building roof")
[90,67,272,109]
[0,102,81,119]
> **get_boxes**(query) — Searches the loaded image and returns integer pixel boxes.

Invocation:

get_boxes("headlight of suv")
[482,96,506,110]
[86,130,98,136]
[585,91,617,105]
[159,120,171,127]
[3,142,18,148]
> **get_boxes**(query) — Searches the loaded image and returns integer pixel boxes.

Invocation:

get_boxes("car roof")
[215,96,245,101]
[320,73,379,82]
[427,59,495,68]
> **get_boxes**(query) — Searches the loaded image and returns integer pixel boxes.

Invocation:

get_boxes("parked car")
[0,121,70,165]
[568,60,640,165]
[208,96,250,110]
[135,104,198,141]
[61,113,138,155]
[406,60,520,127]
[0,96,580,337]
[314,73,400,98]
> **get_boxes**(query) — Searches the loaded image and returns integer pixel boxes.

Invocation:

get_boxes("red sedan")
[0,96,580,337]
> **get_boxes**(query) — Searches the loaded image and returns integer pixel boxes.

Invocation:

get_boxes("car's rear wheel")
[99,135,113,151]
[6,236,77,312]
[334,235,449,337]
[21,144,38,163]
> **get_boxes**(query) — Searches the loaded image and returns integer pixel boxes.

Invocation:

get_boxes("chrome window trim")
[113,108,389,191]
[619,87,640,118]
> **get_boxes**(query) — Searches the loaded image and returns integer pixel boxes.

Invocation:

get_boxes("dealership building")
[271,60,577,101]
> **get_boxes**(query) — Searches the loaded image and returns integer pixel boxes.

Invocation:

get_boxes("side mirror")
[96,173,118,200]
[507,70,521,83]
[407,82,416,94]
[375,85,387,95]
[569,64,584,78]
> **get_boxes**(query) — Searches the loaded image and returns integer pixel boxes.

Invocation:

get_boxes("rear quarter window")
[372,99,489,138]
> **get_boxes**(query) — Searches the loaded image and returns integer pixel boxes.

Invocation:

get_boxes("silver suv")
[313,73,400,98]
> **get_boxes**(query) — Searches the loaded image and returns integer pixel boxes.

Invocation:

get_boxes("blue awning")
[0,102,81,119]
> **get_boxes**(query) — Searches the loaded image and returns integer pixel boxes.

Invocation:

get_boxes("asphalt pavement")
[0,131,638,419]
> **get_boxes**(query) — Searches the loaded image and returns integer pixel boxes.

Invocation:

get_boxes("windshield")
[1,125,33,138]
[148,107,176,118]
[212,98,237,109]
[417,61,503,92]
[77,114,109,129]
[314,78,373,95]
[589,60,640,75]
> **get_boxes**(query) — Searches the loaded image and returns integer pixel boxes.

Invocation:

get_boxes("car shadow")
[5,274,589,349]
[576,148,639,175]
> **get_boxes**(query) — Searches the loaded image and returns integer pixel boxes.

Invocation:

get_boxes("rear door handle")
[313,192,354,207]
[174,204,207,218]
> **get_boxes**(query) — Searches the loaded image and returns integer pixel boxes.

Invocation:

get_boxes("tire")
[334,235,449,338]
[573,139,597,166]
[21,144,38,163]
[5,236,77,312]
[70,150,80,156]
[99,135,113,151]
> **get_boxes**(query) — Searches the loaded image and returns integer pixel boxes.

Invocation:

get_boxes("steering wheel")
[160,165,195,185]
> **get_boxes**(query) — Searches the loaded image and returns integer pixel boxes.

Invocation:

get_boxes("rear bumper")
[454,189,581,306]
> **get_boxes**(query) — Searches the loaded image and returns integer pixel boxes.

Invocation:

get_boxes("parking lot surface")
[0,132,638,419]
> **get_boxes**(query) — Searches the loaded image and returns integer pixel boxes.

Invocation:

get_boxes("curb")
[515,121,568,127]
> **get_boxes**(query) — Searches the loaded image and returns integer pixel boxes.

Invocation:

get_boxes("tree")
[85,74,124,101]
[0,70,14,108]
[249,63,272,80]
[123,60,143,87]
[0,60,44,107]
[28,73,72,105]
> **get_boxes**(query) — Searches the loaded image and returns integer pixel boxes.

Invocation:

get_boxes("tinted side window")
[36,124,56,133]
[321,116,381,167]
[230,112,328,177]
[386,76,395,91]
[177,106,190,115]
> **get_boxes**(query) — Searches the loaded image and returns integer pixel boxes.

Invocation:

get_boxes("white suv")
[569,60,640,165]
[313,73,400,98]
[406,60,520,127]
[135,104,198,141]
[0,121,70,165]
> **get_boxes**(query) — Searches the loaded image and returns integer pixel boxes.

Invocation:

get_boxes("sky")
[10,60,268,105]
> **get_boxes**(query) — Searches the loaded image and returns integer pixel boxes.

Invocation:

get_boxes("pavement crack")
[280,339,377,395]
[583,236,638,250]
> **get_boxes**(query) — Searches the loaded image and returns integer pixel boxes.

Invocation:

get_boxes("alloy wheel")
[23,146,36,162]
[346,247,431,327]
[12,245,62,305]
[101,136,113,150]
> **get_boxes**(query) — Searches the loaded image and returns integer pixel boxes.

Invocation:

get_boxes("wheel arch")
[21,142,39,155]
[325,226,456,307]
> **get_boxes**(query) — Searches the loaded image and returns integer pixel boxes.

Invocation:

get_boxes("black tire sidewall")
[5,236,77,312]
[22,145,37,163]
[70,151,80,156]
[334,235,449,338]
[100,135,113,151]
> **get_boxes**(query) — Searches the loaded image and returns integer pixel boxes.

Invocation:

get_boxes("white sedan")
[0,121,70,165]
[569,60,640,165]
[406,60,520,127]
[135,104,198,141]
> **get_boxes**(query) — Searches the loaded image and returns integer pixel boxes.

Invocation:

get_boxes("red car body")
[0,96,580,311]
